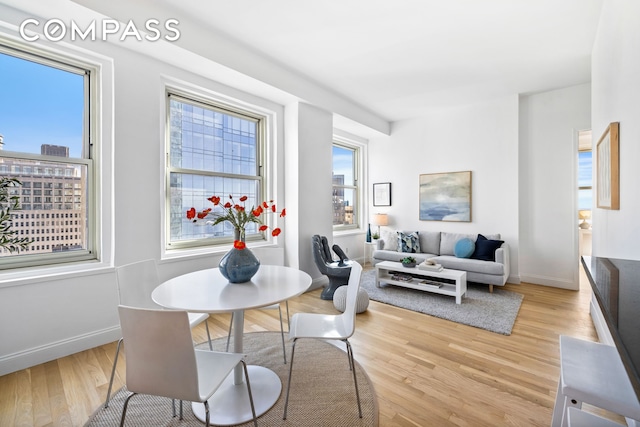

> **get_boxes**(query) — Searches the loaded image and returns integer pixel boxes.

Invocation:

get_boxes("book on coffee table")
[418,263,443,272]
[419,279,443,288]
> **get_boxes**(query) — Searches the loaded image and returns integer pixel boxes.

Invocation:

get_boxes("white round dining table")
[151,264,312,425]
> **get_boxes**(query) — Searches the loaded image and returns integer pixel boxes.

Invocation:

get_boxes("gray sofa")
[372,230,510,292]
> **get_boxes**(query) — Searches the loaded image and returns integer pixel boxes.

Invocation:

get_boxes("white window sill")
[0,260,113,289]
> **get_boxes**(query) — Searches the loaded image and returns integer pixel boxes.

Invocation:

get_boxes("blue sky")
[0,52,84,157]
[578,151,592,210]
[332,145,353,183]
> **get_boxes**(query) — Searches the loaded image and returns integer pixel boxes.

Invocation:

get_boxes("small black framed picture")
[373,182,391,206]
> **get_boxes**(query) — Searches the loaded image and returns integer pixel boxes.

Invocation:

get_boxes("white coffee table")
[375,260,467,304]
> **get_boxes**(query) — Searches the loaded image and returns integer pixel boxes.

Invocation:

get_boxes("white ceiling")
[54,0,604,130]
[155,0,603,122]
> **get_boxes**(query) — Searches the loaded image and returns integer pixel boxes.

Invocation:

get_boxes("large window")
[167,92,265,249]
[332,142,360,229]
[0,46,94,269]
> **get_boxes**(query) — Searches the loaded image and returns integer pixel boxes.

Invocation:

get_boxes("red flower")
[186,195,286,243]
[197,208,211,219]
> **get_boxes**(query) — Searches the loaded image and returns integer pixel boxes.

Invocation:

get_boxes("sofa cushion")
[454,238,475,258]
[397,231,420,253]
[418,231,441,255]
[471,234,504,261]
[440,232,477,256]
[435,255,505,275]
[380,229,398,251]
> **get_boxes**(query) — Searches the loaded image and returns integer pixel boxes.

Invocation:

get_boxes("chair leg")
[119,392,137,427]
[241,360,259,427]
[204,400,210,427]
[282,338,298,420]
[204,318,213,351]
[285,300,290,332]
[278,305,287,364]
[345,339,363,418]
[226,312,234,352]
[105,338,123,408]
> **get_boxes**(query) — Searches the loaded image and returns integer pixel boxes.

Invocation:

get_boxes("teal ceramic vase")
[219,228,260,283]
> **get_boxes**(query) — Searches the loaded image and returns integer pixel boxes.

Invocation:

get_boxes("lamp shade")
[372,213,388,226]
[578,210,591,220]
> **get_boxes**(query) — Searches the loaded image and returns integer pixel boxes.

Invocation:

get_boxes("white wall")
[365,96,521,282]
[284,102,334,288]
[591,0,640,259]
[519,84,591,289]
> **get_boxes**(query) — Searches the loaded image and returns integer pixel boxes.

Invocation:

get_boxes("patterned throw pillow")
[397,231,421,253]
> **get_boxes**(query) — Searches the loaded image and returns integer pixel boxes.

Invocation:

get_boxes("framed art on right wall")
[596,122,620,210]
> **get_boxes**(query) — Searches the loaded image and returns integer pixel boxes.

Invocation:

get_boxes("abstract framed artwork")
[419,171,472,222]
[596,122,619,210]
[373,182,391,206]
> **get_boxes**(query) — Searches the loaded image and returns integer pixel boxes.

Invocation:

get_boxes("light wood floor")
[0,266,622,426]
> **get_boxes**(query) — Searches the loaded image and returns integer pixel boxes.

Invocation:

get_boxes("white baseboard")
[0,326,121,376]
[507,274,521,284]
[519,273,578,289]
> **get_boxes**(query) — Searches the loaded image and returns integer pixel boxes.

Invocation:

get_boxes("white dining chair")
[117,305,258,427]
[104,259,212,408]
[282,262,363,420]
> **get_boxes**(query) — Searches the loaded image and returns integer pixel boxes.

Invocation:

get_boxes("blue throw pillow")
[454,238,475,258]
[471,234,504,261]
[397,231,421,253]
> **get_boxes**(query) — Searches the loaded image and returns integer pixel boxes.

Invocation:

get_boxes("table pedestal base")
[192,365,281,425]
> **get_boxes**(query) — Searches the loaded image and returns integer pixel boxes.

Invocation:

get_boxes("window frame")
[332,139,362,232]
[0,44,97,271]
[164,89,268,251]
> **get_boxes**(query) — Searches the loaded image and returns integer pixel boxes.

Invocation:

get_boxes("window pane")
[0,48,90,265]
[169,99,257,174]
[578,189,592,211]
[169,173,260,242]
[167,94,264,248]
[0,52,84,157]
[332,145,354,186]
[0,157,89,257]
[578,151,592,187]
[333,187,356,226]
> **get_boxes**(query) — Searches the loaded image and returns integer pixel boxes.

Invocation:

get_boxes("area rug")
[85,332,378,426]
[361,270,523,335]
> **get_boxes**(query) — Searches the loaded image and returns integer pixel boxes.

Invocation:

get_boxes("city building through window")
[0,47,94,269]
[166,92,266,249]
[332,142,360,229]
